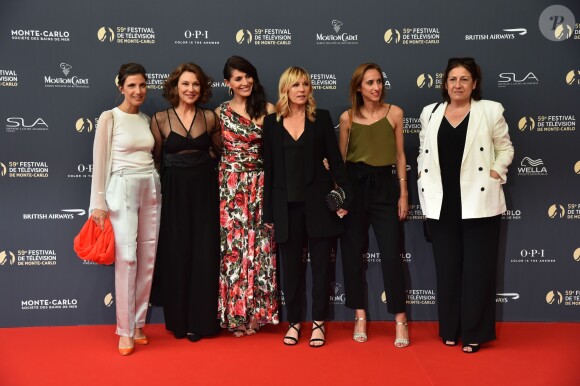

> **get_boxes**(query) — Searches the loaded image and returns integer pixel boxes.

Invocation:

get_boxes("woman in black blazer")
[263,66,352,347]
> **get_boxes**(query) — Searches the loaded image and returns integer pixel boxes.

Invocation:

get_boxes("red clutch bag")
[73,217,115,265]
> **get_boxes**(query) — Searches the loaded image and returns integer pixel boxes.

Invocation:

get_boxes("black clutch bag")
[326,186,345,211]
[323,158,346,211]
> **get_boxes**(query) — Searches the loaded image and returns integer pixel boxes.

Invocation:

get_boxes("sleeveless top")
[346,112,397,166]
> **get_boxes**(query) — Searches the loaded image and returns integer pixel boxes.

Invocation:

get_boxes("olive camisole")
[346,116,397,166]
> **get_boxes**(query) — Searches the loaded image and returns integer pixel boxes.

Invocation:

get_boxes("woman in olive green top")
[338,63,409,347]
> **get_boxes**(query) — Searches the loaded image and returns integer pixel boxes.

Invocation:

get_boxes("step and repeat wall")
[1,0,579,327]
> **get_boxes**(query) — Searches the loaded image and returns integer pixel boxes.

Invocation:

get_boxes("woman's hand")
[336,208,348,218]
[91,209,108,230]
[264,223,274,229]
[398,197,408,220]
[490,170,501,181]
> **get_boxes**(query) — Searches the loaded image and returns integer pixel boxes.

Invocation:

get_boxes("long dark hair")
[223,56,267,120]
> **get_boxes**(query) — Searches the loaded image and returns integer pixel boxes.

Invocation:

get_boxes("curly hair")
[275,66,316,122]
[163,63,212,106]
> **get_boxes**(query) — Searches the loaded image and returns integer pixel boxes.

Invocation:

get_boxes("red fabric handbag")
[73,217,115,265]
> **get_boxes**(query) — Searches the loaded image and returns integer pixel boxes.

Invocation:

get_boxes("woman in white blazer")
[417,57,514,353]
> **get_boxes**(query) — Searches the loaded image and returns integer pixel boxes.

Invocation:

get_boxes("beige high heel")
[394,321,410,348]
[353,317,367,343]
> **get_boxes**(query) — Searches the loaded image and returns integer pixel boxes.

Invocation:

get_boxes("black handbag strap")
[429,102,442,122]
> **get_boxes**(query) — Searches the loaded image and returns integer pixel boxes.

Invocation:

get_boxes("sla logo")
[97,27,115,42]
[417,73,433,88]
[518,117,535,131]
[75,118,94,133]
[6,117,48,132]
[384,29,401,44]
[566,70,580,86]
[498,72,539,87]
[332,20,343,33]
[539,5,576,42]
[546,290,563,305]
[548,204,565,219]
[235,29,252,44]
[0,250,16,265]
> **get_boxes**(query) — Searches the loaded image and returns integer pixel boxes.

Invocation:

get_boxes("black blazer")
[263,109,352,243]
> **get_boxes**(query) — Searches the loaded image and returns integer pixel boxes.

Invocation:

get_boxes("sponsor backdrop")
[0,0,579,327]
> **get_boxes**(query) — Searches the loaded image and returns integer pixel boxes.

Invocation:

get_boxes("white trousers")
[106,167,161,337]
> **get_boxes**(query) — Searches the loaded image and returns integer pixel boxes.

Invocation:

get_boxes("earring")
[228,87,233,96]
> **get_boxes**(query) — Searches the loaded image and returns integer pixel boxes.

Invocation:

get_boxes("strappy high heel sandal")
[353,317,367,343]
[309,321,326,348]
[394,321,410,348]
[462,343,480,353]
[283,323,301,346]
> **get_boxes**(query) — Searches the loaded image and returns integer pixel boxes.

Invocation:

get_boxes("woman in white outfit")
[90,63,161,356]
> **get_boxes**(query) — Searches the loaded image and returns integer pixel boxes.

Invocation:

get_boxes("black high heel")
[283,323,301,346]
[309,321,326,348]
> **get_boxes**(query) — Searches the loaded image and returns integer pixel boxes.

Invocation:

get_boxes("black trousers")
[278,202,334,322]
[427,215,501,344]
[340,163,406,314]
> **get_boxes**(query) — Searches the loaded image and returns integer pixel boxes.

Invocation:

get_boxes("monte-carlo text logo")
[97,26,155,44]
[7,249,57,267]
[236,27,291,46]
[316,20,358,45]
[21,298,78,311]
[11,28,70,42]
[310,73,337,90]
[406,289,436,305]
[518,115,575,133]
[6,117,48,133]
[538,5,578,42]
[44,63,89,89]
[0,69,18,87]
[1,161,48,178]
[385,26,440,45]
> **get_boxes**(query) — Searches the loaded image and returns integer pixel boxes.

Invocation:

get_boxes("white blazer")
[417,99,514,219]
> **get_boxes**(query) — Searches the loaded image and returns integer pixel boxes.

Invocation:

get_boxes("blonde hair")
[275,66,316,122]
[349,63,386,119]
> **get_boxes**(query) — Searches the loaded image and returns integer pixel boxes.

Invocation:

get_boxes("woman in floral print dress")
[216,56,278,336]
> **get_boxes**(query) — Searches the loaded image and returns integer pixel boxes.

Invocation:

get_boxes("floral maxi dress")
[217,102,279,329]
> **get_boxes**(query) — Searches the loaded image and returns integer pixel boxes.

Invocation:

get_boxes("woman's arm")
[89,110,113,228]
[389,104,408,220]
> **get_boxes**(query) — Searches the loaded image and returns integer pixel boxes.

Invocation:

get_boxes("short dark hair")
[163,63,212,107]
[441,57,482,103]
[117,63,147,87]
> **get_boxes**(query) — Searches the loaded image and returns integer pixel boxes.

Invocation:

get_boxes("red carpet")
[0,322,577,386]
